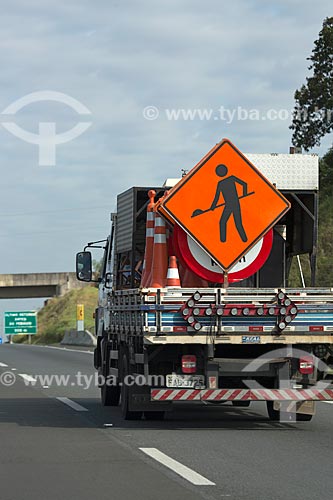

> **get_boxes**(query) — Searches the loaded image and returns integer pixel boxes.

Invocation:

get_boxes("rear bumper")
[151,388,333,402]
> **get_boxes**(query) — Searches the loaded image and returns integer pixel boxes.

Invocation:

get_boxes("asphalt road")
[0,344,332,500]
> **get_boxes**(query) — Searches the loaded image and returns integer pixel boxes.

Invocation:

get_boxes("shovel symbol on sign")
[191,164,255,243]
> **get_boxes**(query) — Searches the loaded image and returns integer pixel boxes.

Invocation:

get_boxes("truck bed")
[110,287,333,345]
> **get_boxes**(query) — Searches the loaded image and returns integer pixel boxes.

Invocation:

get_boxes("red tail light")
[299,356,314,375]
[182,355,197,374]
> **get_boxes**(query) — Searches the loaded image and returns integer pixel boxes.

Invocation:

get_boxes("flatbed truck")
[76,146,333,421]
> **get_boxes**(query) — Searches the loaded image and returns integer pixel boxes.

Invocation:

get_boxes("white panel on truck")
[245,154,318,190]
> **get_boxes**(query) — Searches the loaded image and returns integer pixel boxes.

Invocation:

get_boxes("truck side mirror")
[76,251,92,282]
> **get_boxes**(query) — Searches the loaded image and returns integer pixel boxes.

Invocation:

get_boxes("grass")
[13,286,98,345]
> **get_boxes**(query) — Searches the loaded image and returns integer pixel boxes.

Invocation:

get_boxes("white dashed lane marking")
[56,397,88,412]
[139,448,215,486]
[19,374,37,383]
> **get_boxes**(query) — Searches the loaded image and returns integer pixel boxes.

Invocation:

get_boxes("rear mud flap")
[273,400,316,415]
[129,386,172,412]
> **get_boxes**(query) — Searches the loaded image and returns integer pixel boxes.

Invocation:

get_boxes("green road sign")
[4,311,38,335]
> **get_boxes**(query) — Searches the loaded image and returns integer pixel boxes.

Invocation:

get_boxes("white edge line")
[25,345,94,354]
[322,401,333,404]
[139,448,215,486]
[56,397,88,412]
[0,362,8,367]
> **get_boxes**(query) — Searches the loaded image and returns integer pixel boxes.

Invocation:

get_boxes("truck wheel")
[144,411,165,421]
[101,383,120,407]
[266,401,282,421]
[120,354,142,420]
[100,340,120,406]
[94,348,98,369]
[266,401,292,421]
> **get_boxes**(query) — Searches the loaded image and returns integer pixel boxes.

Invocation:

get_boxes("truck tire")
[266,401,281,421]
[94,347,101,370]
[100,340,120,406]
[120,354,142,420]
[101,382,120,407]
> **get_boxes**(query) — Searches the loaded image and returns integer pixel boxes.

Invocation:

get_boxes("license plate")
[166,374,205,389]
[242,335,261,344]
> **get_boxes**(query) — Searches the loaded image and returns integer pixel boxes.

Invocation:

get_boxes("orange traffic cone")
[140,190,156,287]
[149,212,168,289]
[166,256,181,288]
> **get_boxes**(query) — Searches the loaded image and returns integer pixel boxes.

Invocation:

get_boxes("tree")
[290,17,333,150]
[319,145,333,195]
[316,147,333,286]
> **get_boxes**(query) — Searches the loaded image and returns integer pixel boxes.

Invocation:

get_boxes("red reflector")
[249,326,263,332]
[182,355,197,374]
[173,326,188,332]
[299,356,314,375]
[310,326,324,332]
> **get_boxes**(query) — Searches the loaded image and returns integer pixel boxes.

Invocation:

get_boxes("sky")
[0,0,332,335]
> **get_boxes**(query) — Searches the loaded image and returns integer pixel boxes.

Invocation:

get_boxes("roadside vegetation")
[14,286,98,345]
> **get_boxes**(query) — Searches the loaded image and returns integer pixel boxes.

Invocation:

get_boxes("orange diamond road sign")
[160,138,291,271]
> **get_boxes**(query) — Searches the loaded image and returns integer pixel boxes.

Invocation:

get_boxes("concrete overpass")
[0,273,87,299]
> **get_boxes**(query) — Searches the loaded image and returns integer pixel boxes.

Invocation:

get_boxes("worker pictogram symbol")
[192,164,254,243]
[160,139,290,271]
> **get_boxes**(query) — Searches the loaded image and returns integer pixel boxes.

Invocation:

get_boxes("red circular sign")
[174,225,273,283]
